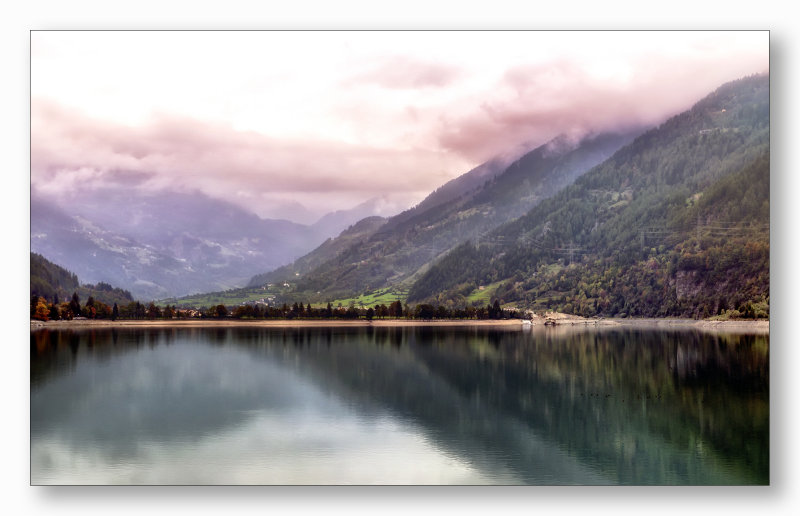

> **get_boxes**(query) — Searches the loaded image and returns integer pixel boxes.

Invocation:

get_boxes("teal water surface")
[30,325,768,485]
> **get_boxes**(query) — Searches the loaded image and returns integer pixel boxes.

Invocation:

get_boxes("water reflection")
[30,326,768,485]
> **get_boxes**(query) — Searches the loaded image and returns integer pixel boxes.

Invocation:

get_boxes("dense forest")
[407,74,769,319]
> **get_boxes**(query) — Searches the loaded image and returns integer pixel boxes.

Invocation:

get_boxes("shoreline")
[29,318,525,330]
[526,312,769,334]
[30,316,769,334]
[608,317,769,333]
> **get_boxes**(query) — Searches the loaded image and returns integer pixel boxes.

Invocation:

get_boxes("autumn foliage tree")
[31,296,50,321]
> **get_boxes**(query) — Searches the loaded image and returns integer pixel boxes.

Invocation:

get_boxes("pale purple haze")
[31,31,768,223]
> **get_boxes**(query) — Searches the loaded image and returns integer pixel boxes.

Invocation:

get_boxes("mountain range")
[31,73,770,320]
[407,73,769,317]
[244,74,768,318]
[30,188,386,300]
[251,129,644,299]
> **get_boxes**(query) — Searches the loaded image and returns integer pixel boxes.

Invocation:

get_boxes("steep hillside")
[30,252,79,301]
[248,216,387,287]
[409,74,769,318]
[262,129,641,301]
[388,157,509,226]
[30,252,134,307]
[310,198,392,239]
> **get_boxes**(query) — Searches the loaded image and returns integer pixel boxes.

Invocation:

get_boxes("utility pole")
[564,242,581,264]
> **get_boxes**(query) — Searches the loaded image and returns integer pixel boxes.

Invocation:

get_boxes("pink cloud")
[30,39,768,222]
[350,56,462,89]
[31,100,459,218]
[435,54,768,162]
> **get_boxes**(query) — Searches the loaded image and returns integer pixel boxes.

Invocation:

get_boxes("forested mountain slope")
[257,129,641,300]
[30,252,134,307]
[385,157,509,227]
[248,216,387,287]
[408,74,769,318]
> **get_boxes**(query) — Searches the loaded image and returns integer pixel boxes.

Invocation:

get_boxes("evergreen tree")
[163,305,175,319]
[146,302,161,320]
[85,296,96,319]
[69,292,81,317]
[489,299,502,319]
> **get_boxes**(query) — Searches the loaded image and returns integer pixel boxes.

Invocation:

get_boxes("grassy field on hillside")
[465,281,504,304]
[320,287,408,308]
[161,286,281,307]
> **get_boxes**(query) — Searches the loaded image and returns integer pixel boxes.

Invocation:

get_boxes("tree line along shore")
[31,294,523,323]
[30,293,768,334]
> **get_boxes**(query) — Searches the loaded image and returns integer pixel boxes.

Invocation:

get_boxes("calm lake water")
[30,325,769,485]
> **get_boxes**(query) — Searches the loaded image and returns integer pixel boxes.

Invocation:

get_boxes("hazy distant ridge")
[31,189,383,299]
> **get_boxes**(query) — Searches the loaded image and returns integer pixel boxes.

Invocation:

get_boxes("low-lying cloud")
[31,101,461,219]
[435,55,768,162]
[31,32,769,223]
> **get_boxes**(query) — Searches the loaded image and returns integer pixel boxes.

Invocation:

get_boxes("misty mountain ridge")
[310,196,396,237]
[407,73,769,317]
[31,187,394,300]
[250,127,643,299]
[249,215,389,288]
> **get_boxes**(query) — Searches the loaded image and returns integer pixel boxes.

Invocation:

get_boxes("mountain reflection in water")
[30,325,768,485]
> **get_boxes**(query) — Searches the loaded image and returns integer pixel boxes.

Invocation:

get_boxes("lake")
[30,324,769,485]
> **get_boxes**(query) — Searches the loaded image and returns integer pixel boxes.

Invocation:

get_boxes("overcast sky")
[31,31,768,223]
